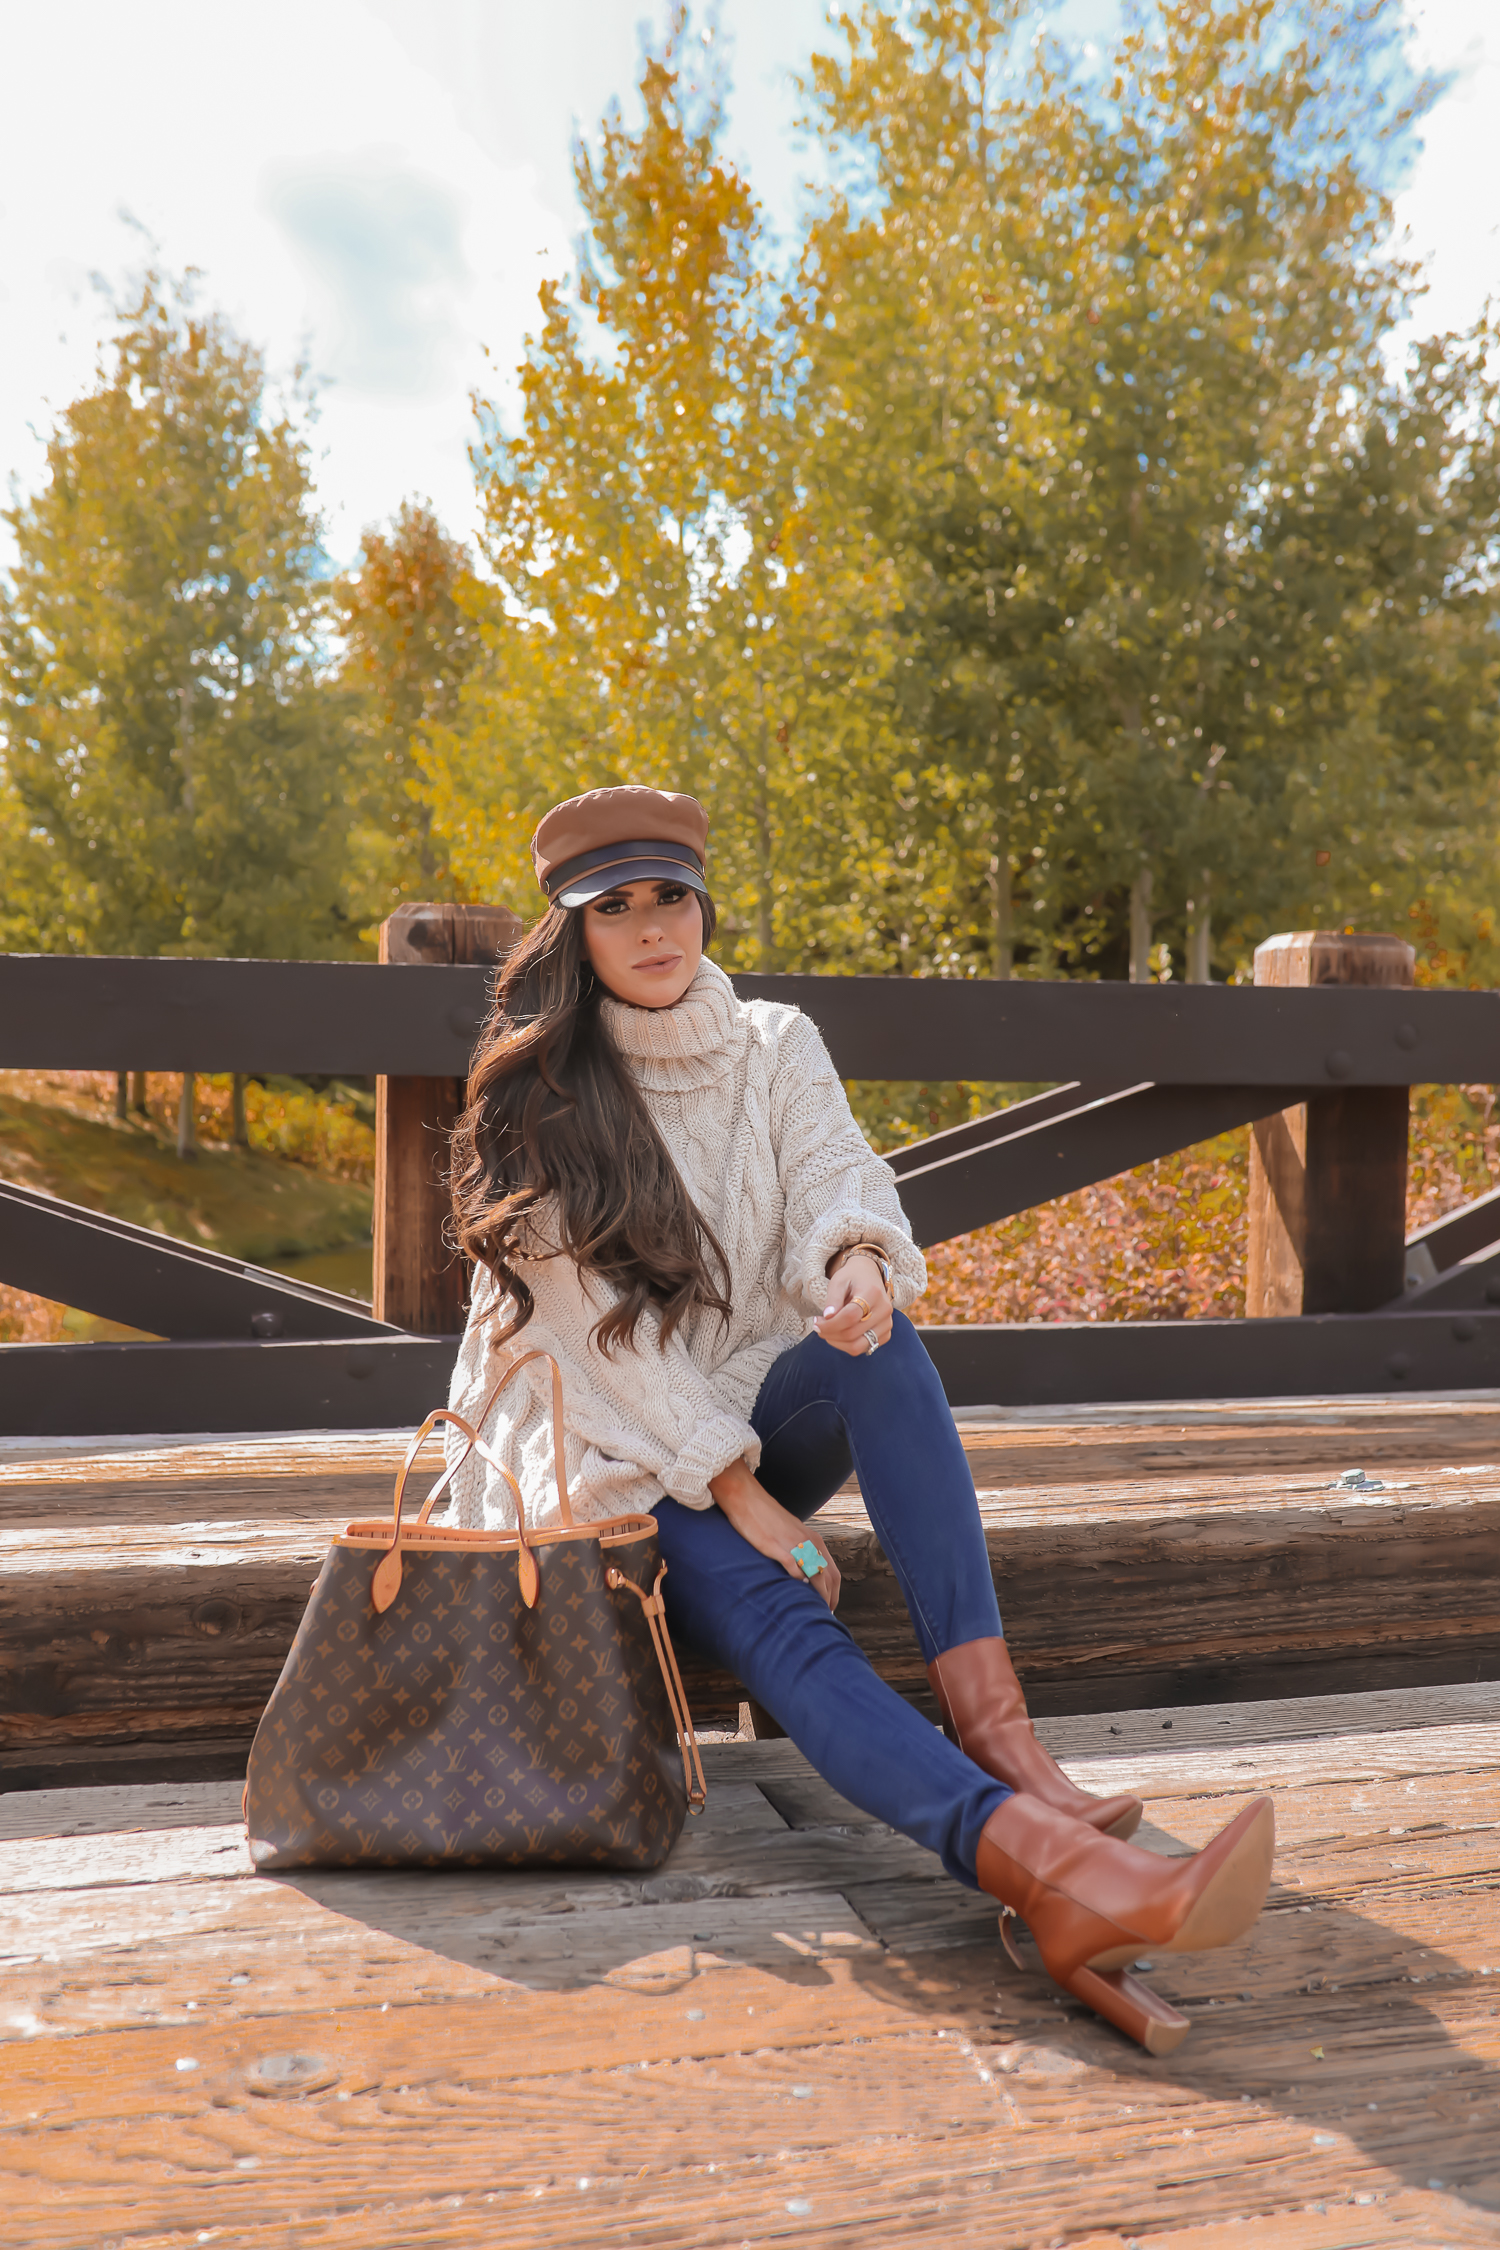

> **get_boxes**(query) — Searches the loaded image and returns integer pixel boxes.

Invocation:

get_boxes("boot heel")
[1063,1964,1190,2055]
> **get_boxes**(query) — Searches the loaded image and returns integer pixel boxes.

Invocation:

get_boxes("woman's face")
[581,879,704,1008]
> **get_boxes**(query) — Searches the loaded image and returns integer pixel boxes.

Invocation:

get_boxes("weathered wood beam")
[3,1692,1496,2244]
[10,1396,1500,1525]
[4,953,1497,1084]
[1405,1183,1500,1282]
[372,903,520,1336]
[920,1310,1500,1407]
[883,1083,1123,1174]
[1396,1241,1500,1314]
[0,1336,460,1438]
[8,1307,1500,1439]
[1247,933,1415,1317]
[4,1447,1495,1781]
[891,1081,1314,1247]
[0,1180,395,1341]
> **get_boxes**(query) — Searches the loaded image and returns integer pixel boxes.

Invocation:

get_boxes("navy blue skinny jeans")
[653,1310,1011,1886]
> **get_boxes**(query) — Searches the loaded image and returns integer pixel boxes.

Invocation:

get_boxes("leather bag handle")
[373,1348,573,1614]
[373,1408,538,1615]
[414,1348,574,1530]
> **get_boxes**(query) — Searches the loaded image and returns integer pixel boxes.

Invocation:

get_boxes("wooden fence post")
[374,903,521,1334]
[1245,930,1415,1317]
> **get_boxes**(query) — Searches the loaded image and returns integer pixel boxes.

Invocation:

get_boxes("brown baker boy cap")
[531,785,710,907]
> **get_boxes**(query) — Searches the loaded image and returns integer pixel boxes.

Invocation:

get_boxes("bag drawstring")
[606,1562,708,1814]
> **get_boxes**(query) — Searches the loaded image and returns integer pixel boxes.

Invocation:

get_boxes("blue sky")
[0,0,1494,570]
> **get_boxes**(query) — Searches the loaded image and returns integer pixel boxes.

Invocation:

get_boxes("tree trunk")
[176,1073,197,1162]
[755,786,774,971]
[1128,865,1154,983]
[114,1072,128,1121]
[755,688,775,971]
[991,835,1013,980]
[231,1073,250,1149]
[130,1071,149,1117]
[1186,878,1212,984]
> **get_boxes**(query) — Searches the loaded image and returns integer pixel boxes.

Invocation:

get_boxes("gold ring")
[852,1294,871,1318]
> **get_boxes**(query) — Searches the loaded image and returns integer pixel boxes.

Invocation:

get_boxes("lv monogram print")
[245,1529,689,1872]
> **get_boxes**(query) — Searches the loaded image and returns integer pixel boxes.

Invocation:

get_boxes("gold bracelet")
[828,1240,892,1292]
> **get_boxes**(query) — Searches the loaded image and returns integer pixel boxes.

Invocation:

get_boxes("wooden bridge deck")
[2,1680,1497,2247]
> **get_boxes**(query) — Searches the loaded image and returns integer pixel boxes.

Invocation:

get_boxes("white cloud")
[266,156,469,401]
[1389,0,1500,346]
[0,0,569,562]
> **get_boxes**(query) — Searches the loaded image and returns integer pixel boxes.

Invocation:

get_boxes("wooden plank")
[1056,1722,1500,1809]
[8,1391,1500,1526]
[811,1466,1500,1722]
[5,1445,1499,1771]
[950,1395,1500,1488]
[3,1681,1479,1845]
[373,1069,466,1334]
[0,1430,447,1526]
[1038,1678,1500,1757]
[0,1178,394,1344]
[11,950,1500,1084]
[6,1395,1500,1542]
[3,1693,1500,2245]
[897,1078,1319,1248]
[0,1776,248,1840]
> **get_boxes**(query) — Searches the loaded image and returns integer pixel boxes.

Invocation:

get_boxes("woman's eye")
[658,885,687,904]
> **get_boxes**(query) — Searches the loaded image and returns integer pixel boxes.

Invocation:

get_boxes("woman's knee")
[876,1310,945,1392]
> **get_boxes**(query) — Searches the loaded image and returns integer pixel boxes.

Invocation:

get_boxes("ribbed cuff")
[662,1411,763,1510]
[789,1206,926,1315]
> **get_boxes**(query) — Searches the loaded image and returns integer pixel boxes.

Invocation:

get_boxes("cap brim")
[556,857,709,907]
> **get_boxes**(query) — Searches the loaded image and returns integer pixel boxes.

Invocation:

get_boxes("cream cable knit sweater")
[442,957,925,1530]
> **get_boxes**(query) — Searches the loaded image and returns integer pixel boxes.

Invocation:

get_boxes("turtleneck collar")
[600,956,745,1092]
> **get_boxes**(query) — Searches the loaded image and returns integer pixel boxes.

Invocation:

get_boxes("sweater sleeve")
[455,1246,760,1514]
[768,1010,927,1314]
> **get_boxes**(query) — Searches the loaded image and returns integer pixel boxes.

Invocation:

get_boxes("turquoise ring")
[790,1539,826,1580]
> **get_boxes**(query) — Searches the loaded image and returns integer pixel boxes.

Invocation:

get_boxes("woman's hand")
[708,1457,841,1612]
[814,1251,893,1359]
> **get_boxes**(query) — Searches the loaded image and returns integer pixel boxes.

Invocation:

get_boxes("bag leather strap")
[606,1562,708,1814]
[374,1350,572,1613]
[414,1348,574,1529]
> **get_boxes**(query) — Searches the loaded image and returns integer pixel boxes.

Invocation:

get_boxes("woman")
[445,784,1273,2054]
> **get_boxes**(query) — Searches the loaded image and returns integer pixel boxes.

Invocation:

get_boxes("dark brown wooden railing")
[4,926,1500,1435]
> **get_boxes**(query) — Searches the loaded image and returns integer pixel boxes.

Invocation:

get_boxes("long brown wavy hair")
[450,895,732,1355]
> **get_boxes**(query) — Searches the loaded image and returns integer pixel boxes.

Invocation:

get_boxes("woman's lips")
[633,952,683,972]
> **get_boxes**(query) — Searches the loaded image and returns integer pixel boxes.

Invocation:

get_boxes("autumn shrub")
[0,1284,68,1344]
[917,1085,1498,1325]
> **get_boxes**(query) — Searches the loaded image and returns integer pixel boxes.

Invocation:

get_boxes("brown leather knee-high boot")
[929,1638,1143,1840]
[975,1790,1275,2053]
